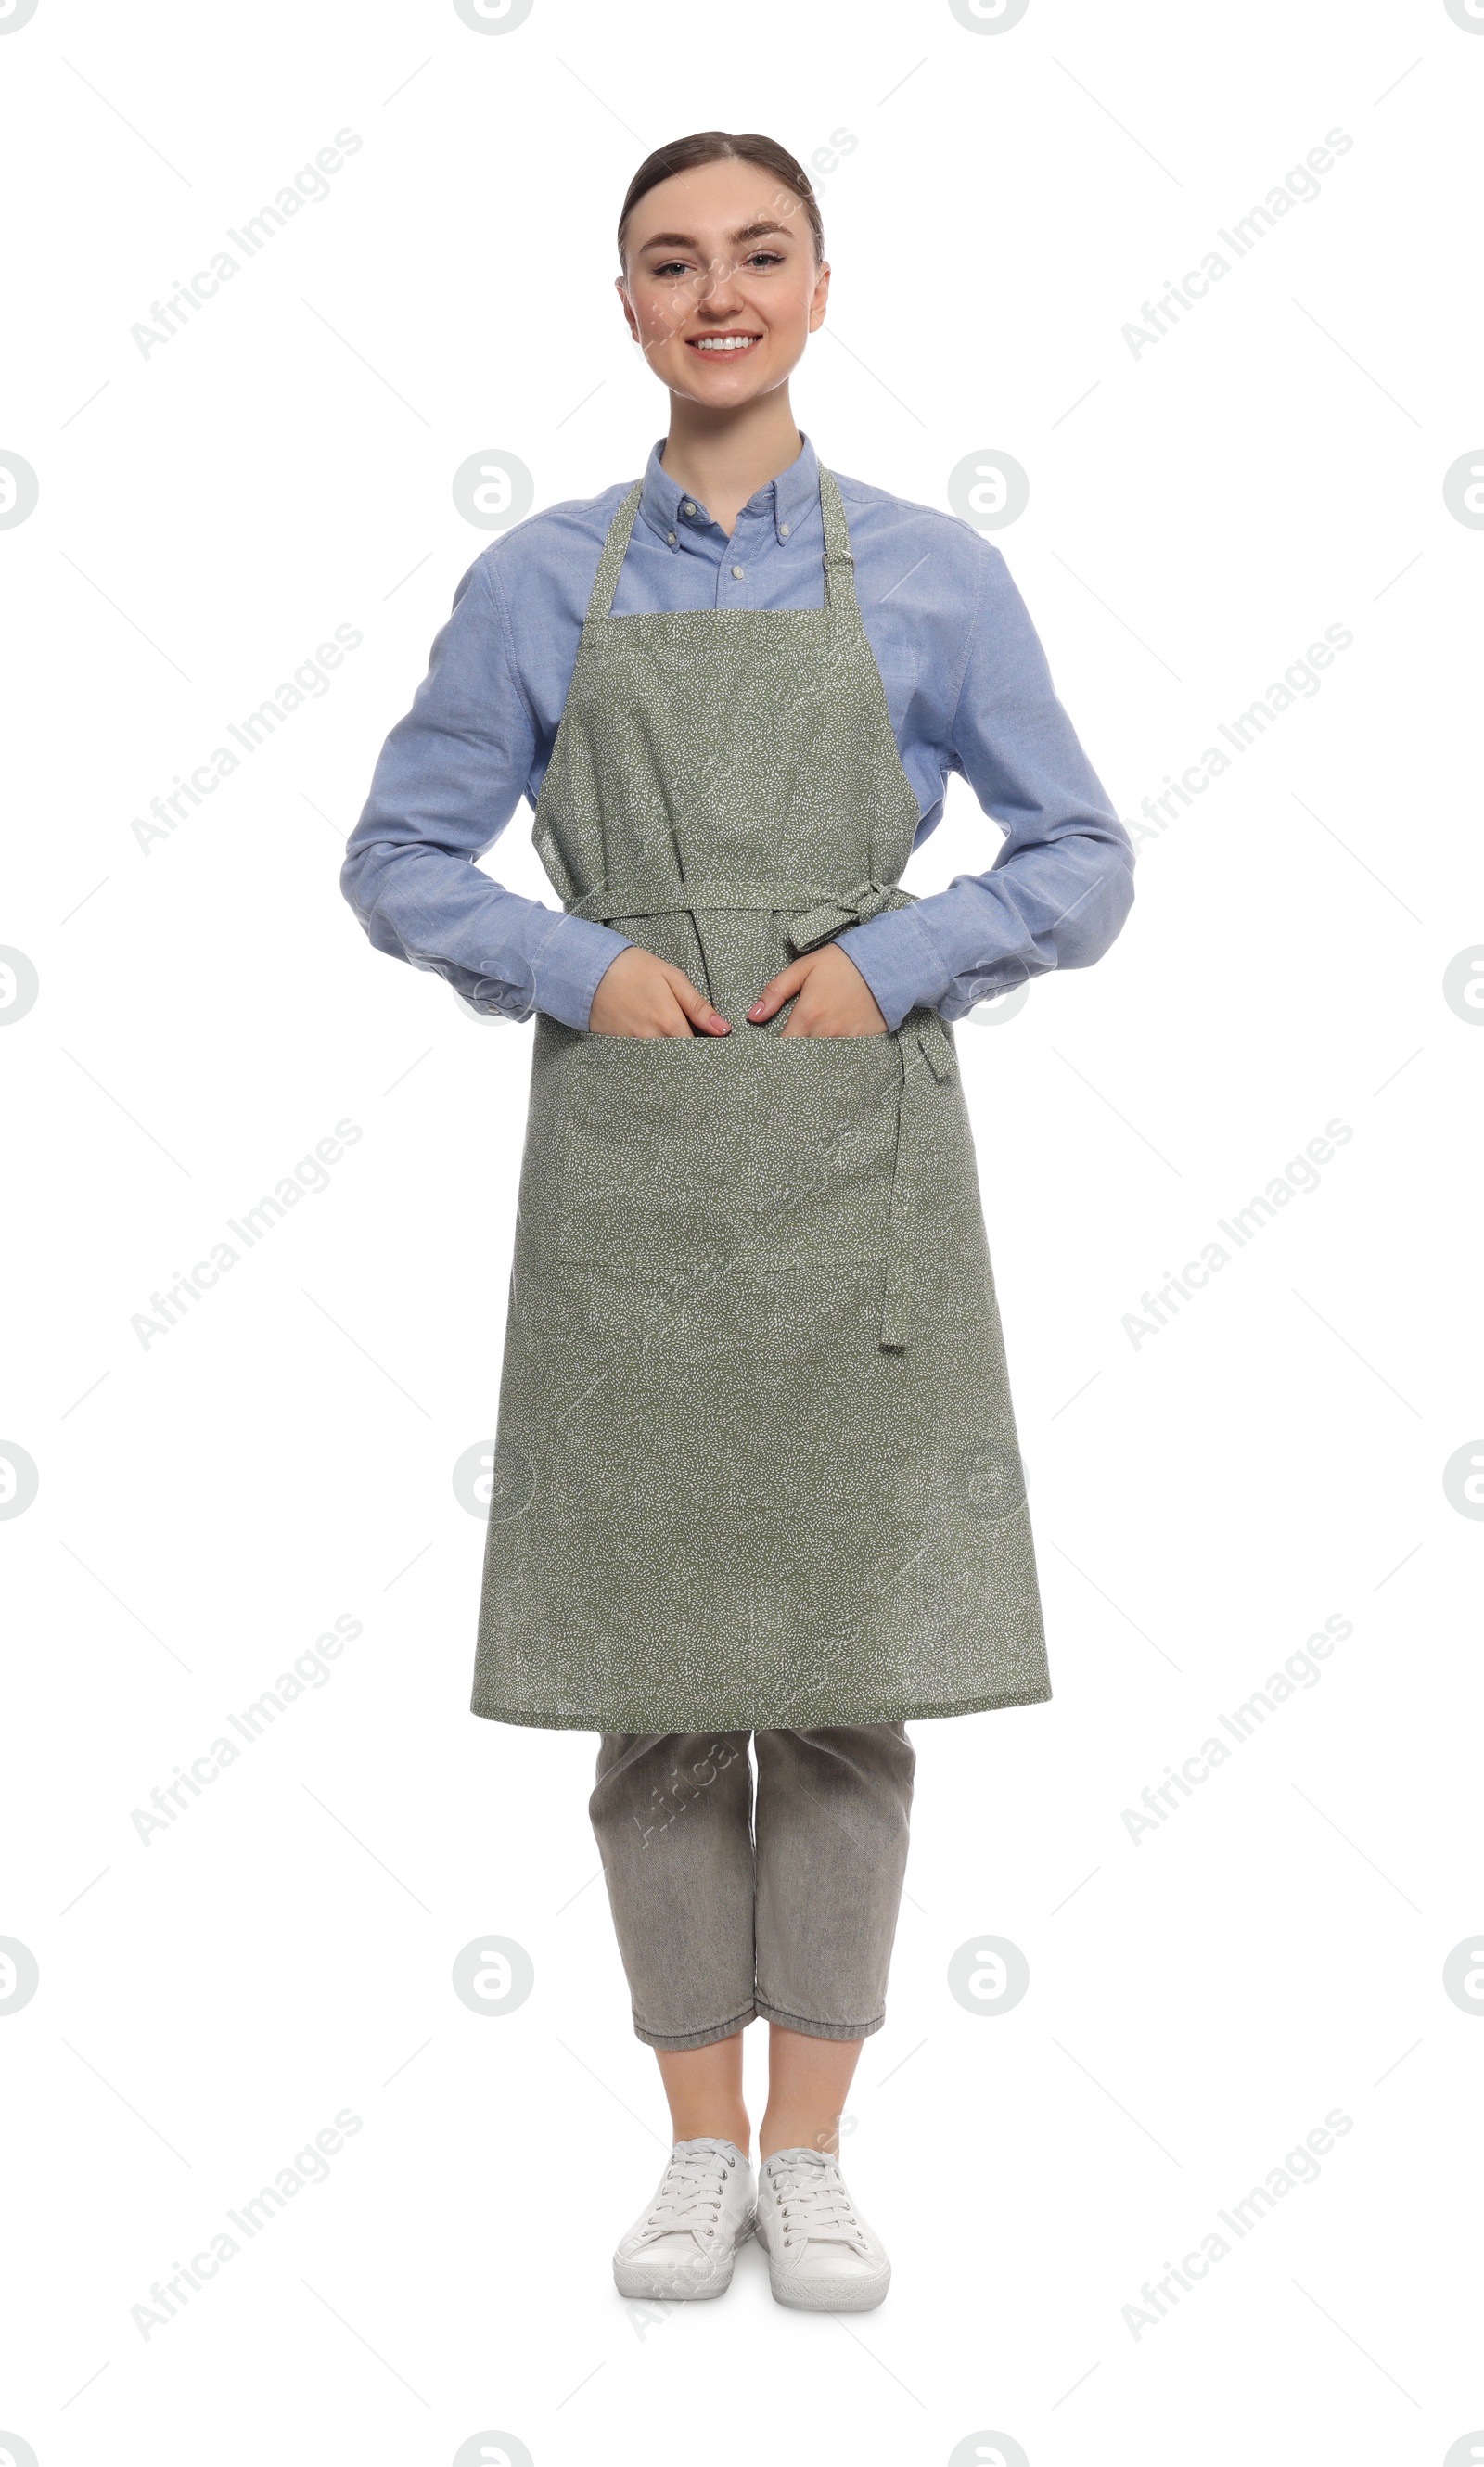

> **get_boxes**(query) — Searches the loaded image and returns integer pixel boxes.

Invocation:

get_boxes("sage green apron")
[471,462,1049,1732]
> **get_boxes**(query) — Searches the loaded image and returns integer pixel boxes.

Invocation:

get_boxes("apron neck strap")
[582,459,859,621]
[817,462,859,608]
[584,480,644,622]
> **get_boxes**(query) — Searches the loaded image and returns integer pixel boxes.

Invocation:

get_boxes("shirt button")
[667,530,676,544]
[731,564,745,579]
[779,522,790,538]
[683,500,697,516]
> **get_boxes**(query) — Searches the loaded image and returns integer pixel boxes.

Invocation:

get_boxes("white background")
[2,1,1480,2461]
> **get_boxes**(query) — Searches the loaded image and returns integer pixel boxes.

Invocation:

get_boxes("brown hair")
[617,131,825,273]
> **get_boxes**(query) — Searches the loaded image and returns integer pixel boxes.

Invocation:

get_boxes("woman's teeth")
[688,335,759,352]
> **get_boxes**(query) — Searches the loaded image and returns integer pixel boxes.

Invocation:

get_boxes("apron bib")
[471,463,1050,1731]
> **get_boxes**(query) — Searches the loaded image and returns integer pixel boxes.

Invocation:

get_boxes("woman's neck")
[658,399,805,540]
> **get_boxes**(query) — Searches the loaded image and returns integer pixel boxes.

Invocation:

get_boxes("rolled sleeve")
[340,552,631,1028]
[836,537,1134,1025]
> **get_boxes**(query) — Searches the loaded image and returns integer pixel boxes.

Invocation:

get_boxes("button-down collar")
[637,429,818,552]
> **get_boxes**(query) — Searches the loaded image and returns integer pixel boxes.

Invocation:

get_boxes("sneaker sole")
[612,2210,757,2302]
[766,2259,891,2313]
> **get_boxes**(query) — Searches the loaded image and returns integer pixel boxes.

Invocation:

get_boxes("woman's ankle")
[758,2112,839,2161]
[667,2110,750,2153]
[655,2030,749,2153]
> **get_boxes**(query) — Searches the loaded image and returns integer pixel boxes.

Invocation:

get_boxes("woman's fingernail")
[747,1002,765,1016]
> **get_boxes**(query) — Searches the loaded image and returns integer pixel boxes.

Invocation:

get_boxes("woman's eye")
[650,250,786,278]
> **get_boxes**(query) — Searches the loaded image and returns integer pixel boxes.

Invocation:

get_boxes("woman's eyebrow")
[636,221,795,251]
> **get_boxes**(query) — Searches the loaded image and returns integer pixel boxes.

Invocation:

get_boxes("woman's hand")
[747,941,889,1036]
[588,945,731,1037]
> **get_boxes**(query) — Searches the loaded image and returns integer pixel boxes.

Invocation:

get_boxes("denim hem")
[632,2004,756,2052]
[754,1999,885,2042]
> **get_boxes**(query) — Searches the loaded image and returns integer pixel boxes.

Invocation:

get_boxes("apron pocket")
[554,1029,903,1272]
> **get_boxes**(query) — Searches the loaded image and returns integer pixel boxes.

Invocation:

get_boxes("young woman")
[343,130,1133,2314]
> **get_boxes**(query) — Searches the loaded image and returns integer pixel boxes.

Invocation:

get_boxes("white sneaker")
[612,2137,756,2300]
[754,2146,891,2311]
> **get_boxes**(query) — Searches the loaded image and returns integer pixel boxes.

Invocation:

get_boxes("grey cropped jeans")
[589,1726,915,2051]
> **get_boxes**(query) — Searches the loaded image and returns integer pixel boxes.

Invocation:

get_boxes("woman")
[342,130,1134,2314]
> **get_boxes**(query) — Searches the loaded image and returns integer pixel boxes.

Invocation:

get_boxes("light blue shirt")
[341,432,1134,1032]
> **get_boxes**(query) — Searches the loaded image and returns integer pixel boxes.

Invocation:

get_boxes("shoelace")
[640,2141,737,2245]
[761,2150,869,2254]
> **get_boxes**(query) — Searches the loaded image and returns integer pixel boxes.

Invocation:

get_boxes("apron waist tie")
[568,876,958,1351]
[569,874,910,941]
[878,1008,956,1349]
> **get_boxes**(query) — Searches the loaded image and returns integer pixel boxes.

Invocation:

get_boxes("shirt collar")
[636,430,819,551]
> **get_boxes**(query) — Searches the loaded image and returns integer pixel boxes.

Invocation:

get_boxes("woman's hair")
[617,132,825,272]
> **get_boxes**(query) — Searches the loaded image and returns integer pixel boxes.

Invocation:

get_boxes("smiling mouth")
[684,332,762,354]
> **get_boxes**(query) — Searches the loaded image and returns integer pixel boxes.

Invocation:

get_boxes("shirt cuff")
[529,913,633,1031]
[832,908,948,1032]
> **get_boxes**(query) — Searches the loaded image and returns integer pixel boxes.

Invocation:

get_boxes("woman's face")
[617,156,828,407]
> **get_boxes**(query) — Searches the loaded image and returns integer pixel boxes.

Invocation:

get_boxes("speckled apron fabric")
[471,463,1049,1731]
